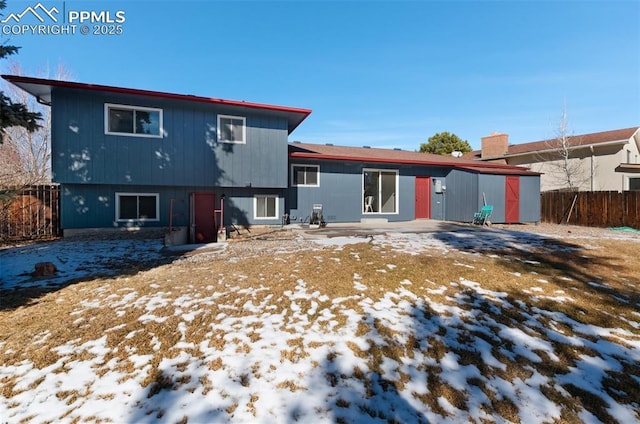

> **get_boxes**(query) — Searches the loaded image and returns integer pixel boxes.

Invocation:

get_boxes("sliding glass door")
[363,169,398,214]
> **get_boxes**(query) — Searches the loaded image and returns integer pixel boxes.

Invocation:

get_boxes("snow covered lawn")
[1,226,639,423]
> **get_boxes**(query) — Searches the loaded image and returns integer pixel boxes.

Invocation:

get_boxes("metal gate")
[0,185,61,241]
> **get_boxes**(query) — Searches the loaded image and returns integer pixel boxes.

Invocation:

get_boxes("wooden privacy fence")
[0,185,61,241]
[541,191,640,229]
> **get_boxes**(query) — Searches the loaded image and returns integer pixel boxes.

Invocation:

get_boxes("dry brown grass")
[1,228,638,422]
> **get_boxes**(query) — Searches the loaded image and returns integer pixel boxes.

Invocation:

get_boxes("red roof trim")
[456,165,540,176]
[1,75,312,134]
[2,75,312,115]
[288,151,538,175]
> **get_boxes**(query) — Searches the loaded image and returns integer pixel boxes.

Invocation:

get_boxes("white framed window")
[363,169,398,214]
[254,195,278,220]
[630,177,640,191]
[115,193,160,222]
[105,103,162,138]
[218,114,246,144]
[291,164,320,187]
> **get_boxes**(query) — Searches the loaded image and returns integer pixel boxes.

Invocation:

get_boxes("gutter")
[499,139,629,159]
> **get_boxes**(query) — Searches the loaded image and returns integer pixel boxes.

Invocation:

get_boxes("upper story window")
[105,103,162,138]
[218,114,246,144]
[291,164,319,187]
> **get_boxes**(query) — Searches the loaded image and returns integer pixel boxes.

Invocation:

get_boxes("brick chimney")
[481,132,509,159]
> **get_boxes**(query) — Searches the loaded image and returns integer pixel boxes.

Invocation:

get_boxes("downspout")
[589,145,595,192]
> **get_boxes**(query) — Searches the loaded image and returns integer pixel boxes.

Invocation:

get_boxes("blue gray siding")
[287,160,449,223]
[519,176,541,223]
[287,162,540,225]
[60,184,285,229]
[478,175,507,223]
[442,169,479,222]
[51,89,288,188]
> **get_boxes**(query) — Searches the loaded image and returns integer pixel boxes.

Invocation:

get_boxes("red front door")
[190,192,216,243]
[505,176,520,224]
[415,176,431,219]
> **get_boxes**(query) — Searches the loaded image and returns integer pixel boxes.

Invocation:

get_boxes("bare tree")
[535,107,593,192]
[1,62,72,234]
[0,62,73,187]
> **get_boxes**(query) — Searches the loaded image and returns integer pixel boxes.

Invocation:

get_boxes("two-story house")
[3,75,311,242]
[465,128,640,192]
[4,75,542,237]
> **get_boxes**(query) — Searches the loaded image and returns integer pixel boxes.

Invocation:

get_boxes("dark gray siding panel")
[519,176,541,223]
[286,160,537,225]
[51,89,288,188]
[443,170,479,222]
[219,187,286,226]
[287,161,369,223]
[60,184,199,229]
[60,184,285,229]
[287,160,449,223]
[478,175,506,223]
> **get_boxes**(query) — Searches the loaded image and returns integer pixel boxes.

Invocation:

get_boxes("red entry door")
[415,176,431,219]
[190,192,216,243]
[505,176,520,224]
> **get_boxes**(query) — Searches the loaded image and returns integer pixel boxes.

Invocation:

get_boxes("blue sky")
[1,0,639,150]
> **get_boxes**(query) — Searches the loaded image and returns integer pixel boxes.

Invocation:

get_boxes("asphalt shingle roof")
[465,127,639,160]
[289,142,539,175]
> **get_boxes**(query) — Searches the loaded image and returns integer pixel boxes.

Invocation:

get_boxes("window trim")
[105,103,163,138]
[217,114,247,144]
[115,192,160,222]
[291,164,320,187]
[253,194,279,220]
[362,168,399,215]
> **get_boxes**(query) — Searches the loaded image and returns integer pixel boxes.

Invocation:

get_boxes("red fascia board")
[2,75,312,115]
[289,152,454,166]
[2,75,312,133]
[289,152,536,174]
[456,166,540,176]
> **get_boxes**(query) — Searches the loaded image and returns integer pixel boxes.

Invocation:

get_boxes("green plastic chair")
[473,205,493,225]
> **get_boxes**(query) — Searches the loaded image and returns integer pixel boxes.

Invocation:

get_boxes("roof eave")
[1,74,312,134]
[615,163,640,173]
[475,138,631,160]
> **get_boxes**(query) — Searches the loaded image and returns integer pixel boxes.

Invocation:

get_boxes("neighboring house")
[287,143,540,224]
[3,75,541,238]
[465,128,640,192]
